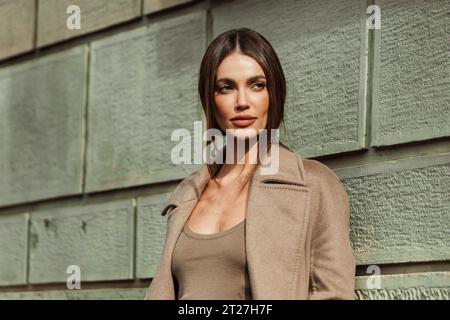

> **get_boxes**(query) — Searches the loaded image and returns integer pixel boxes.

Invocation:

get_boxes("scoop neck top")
[183,218,246,240]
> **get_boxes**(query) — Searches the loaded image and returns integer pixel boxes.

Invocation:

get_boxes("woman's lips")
[231,118,257,127]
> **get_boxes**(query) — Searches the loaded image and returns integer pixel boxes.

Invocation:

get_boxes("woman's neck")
[214,138,260,186]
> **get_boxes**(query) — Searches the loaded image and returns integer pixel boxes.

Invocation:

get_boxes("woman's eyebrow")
[216,75,266,85]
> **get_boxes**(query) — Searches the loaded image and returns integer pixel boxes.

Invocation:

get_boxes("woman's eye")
[218,85,232,93]
[253,82,266,90]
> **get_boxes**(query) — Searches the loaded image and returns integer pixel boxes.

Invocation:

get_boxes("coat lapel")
[146,143,311,300]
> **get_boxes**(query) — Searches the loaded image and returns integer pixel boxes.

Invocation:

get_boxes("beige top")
[171,218,252,300]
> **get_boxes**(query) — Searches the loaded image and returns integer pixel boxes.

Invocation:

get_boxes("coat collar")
[161,143,308,215]
[147,142,312,300]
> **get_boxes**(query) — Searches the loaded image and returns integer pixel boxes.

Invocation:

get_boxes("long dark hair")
[198,28,290,180]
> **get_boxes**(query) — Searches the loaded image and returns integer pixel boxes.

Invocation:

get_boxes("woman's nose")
[235,89,249,109]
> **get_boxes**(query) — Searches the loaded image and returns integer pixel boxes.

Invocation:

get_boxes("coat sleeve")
[307,164,356,300]
[144,205,178,300]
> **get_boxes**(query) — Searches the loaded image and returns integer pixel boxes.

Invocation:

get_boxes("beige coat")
[145,144,356,300]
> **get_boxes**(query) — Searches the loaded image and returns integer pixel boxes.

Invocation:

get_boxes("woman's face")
[214,52,269,140]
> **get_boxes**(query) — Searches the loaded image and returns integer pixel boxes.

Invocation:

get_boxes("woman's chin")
[226,127,259,140]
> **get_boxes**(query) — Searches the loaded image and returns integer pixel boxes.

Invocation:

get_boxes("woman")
[145,28,356,300]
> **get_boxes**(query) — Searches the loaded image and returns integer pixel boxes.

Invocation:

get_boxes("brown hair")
[198,28,290,180]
